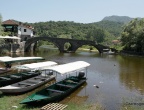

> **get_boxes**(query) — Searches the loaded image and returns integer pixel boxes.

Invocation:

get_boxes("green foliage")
[0,14,3,35]
[30,20,122,47]
[0,14,5,46]
[121,18,144,53]
[1,31,11,36]
[64,42,71,50]
[37,41,53,47]
[94,20,124,37]
[86,28,107,43]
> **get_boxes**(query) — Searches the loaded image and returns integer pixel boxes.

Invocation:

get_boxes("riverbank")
[120,50,144,56]
[0,92,103,110]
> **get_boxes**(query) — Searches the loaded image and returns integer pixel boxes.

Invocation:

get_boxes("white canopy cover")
[43,61,90,74]
[0,36,21,39]
[15,61,57,70]
[0,56,44,63]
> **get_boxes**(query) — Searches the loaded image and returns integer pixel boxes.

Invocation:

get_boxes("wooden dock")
[40,103,68,110]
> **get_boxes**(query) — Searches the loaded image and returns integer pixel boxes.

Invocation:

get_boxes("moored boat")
[0,71,41,87]
[0,67,11,74]
[0,56,44,74]
[20,61,90,104]
[0,71,55,94]
[0,61,57,87]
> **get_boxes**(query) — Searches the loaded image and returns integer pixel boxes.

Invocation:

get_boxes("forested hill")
[31,20,124,45]
[92,20,124,37]
[102,15,133,23]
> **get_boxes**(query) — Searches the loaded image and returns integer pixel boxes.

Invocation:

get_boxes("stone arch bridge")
[25,37,110,53]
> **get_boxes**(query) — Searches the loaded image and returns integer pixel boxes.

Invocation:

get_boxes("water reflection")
[1,49,144,109]
[61,83,88,104]
[118,55,144,94]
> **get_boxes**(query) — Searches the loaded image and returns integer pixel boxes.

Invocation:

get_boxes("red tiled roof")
[2,19,19,25]
[112,40,120,44]
[2,19,34,29]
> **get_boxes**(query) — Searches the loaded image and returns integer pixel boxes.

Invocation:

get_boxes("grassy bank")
[0,94,103,110]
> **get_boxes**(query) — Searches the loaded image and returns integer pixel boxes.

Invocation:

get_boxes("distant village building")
[112,40,120,44]
[1,19,35,52]
[2,19,34,42]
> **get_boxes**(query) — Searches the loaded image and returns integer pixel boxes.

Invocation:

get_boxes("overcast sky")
[0,0,144,23]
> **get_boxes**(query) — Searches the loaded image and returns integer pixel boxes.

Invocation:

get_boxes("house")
[112,40,120,44]
[2,19,34,42]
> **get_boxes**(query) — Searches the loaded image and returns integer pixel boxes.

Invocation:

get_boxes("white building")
[2,19,34,41]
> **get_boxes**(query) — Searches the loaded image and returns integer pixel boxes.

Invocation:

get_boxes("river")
[1,49,144,110]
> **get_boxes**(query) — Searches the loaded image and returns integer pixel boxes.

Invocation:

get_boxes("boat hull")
[20,76,86,104]
[0,72,40,87]
[0,75,55,94]
[0,68,11,75]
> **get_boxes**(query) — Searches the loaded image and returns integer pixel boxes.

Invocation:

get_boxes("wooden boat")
[0,56,44,74]
[0,71,41,87]
[20,61,90,104]
[0,56,14,74]
[0,61,57,87]
[0,72,55,94]
[0,67,11,74]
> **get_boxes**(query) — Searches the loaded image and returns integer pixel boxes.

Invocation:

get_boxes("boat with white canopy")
[20,61,90,104]
[0,61,57,87]
[15,61,57,70]
[0,56,44,63]
[0,61,57,94]
[0,36,21,39]
[0,56,44,74]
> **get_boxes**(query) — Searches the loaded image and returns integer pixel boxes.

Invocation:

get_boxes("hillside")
[92,20,124,37]
[30,19,124,46]
[102,15,133,23]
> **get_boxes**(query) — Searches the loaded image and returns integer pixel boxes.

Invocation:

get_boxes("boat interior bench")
[66,80,78,84]
[28,79,38,83]
[18,82,33,86]
[10,75,21,78]
[0,77,11,80]
[56,83,73,88]
[34,77,47,80]
[27,71,35,74]
[21,73,31,76]
[46,88,64,93]
[69,77,79,80]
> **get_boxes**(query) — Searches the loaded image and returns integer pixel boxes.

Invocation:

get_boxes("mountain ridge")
[102,15,134,23]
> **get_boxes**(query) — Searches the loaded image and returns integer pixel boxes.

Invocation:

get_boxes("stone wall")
[0,43,21,53]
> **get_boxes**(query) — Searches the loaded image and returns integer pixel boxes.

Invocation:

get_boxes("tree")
[0,14,3,35]
[0,14,5,45]
[121,18,144,53]
[86,28,112,43]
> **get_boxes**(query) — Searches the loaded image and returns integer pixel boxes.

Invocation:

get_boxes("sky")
[0,0,144,23]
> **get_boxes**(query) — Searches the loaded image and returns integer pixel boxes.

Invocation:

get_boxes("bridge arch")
[64,42,71,51]
[25,36,109,53]
[25,37,64,52]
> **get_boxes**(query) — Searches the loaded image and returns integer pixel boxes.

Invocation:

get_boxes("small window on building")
[24,29,27,32]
